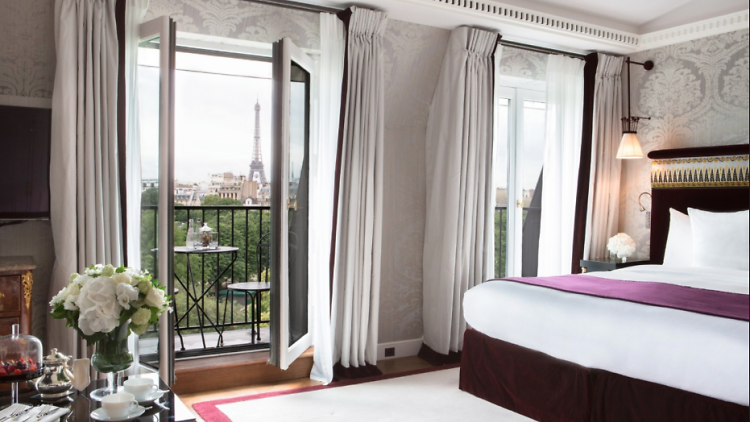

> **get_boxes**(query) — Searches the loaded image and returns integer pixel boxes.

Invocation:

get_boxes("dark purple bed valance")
[500,275,749,321]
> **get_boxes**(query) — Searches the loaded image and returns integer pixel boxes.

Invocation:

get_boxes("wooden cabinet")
[0,256,36,335]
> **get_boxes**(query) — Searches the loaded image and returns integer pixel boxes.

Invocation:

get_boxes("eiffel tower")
[249,100,268,185]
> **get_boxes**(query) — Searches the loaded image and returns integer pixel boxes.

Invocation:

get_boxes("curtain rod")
[499,39,587,60]
[241,0,342,14]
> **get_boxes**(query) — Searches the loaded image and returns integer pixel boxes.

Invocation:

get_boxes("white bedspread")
[463,265,750,405]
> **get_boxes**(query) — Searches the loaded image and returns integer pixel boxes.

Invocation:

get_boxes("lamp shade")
[617,132,644,159]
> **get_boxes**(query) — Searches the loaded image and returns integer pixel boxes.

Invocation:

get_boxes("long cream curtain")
[48,0,122,357]
[584,54,625,259]
[330,7,388,371]
[422,27,499,356]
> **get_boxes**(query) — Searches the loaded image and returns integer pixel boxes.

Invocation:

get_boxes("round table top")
[227,282,271,292]
[152,246,240,254]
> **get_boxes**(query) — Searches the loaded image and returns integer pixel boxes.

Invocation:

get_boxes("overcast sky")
[139,49,276,184]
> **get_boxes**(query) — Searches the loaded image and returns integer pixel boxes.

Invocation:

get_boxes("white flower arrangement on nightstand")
[607,233,637,261]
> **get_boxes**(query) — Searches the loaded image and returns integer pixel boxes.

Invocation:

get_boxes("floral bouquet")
[50,264,170,343]
[607,233,636,259]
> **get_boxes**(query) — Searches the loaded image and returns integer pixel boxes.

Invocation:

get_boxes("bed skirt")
[459,328,749,422]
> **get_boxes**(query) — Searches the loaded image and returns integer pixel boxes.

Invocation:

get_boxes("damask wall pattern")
[619,29,750,258]
[498,46,548,81]
[379,20,450,344]
[0,0,55,101]
[145,0,320,50]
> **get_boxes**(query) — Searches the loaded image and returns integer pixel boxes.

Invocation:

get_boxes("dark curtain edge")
[418,343,462,366]
[329,8,352,308]
[115,0,128,266]
[571,52,599,274]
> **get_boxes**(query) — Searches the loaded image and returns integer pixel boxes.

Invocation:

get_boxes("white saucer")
[137,390,167,406]
[90,405,146,422]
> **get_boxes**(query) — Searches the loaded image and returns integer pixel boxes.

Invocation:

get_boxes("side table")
[580,257,650,273]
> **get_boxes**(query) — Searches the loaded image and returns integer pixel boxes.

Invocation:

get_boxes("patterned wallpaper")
[619,29,750,258]
[379,20,450,344]
[145,0,320,49]
[498,46,548,81]
[0,0,55,101]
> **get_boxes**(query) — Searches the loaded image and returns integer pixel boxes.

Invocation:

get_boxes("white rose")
[63,283,82,311]
[101,264,116,277]
[76,276,121,336]
[113,273,132,285]
[116,283,139,310]
[144,288,166,309]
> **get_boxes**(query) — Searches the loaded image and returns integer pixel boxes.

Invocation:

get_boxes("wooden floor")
[179,355,434,421]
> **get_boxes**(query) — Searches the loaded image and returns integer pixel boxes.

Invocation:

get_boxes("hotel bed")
[459,145,750,422]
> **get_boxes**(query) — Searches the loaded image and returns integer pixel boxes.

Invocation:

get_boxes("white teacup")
[123,378,158,402]
[101,392,138,419]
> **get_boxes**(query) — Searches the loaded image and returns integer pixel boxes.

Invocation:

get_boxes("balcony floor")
[139,326,270,357]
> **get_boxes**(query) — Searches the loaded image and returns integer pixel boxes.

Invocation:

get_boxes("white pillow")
[688,208,750,271]
[663,208,692,267]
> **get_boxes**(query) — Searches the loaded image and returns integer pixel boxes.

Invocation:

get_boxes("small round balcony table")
[154,246,239,349]
[221,282,271,344]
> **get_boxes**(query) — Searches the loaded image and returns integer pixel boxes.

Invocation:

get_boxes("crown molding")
[636,10,749,52]
[315,1,748,55]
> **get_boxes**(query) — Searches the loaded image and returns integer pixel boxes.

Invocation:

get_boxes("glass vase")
[90,323,133,401]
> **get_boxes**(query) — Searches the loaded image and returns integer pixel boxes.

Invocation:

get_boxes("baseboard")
[377,338,423,361]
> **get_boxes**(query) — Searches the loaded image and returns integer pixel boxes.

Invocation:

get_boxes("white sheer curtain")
[331,6,388,371]
[584,54,625,260]
[48,0,122,356]
[124,0,150,375]
[423,27,498,356]
[309,12,344,385]
[537,55,585,276]
[125,0,149,271]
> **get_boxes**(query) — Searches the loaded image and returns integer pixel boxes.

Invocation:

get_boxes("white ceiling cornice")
[637,10,749,52]
[316,0,749,55]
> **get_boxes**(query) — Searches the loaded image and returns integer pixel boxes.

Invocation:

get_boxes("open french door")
[138,16,176,385]
[269,38,314,370]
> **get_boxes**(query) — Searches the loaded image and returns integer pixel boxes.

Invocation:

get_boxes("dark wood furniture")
[460,145,750,421]
[1,373,196,421]
[580,257,649,273]
[0,257,36,336]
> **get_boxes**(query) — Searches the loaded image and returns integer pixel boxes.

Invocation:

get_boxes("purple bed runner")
[497,275,749,322]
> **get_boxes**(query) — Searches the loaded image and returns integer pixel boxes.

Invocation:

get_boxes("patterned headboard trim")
[651,154,749,189]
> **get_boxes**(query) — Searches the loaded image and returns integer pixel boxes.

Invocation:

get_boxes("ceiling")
[488,0,747,33]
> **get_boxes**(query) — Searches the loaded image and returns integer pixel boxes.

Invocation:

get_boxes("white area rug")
[207,368,533,422]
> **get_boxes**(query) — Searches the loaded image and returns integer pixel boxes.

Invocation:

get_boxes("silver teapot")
[34,348,75,398]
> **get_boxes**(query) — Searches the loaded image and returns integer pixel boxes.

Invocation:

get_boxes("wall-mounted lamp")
[617,58,654,159]
[639,192,652,229]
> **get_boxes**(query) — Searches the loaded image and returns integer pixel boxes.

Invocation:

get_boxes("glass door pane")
[519,99,546,277]
[494,87,546,278]
[270,38,314,370]
[493,97,511,279]
[288,63,310,347]
[136,16,176,385]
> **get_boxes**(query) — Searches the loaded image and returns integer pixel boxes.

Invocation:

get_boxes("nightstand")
[580,257,649,273]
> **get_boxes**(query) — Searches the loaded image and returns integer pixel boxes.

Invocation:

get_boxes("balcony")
[139,205,271,361]
[136,204,522,361]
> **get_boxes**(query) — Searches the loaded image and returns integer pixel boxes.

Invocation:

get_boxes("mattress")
[463,265,750,406]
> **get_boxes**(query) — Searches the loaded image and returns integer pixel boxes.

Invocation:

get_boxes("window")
[494,82,547,278]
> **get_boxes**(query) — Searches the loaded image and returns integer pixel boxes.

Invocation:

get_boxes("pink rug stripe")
[193,364,460,422]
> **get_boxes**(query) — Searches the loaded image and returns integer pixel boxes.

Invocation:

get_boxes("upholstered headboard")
[648,144,749,265]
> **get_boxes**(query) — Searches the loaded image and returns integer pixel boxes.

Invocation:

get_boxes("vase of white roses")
[607,233,637,262]
[50,264,170,400]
